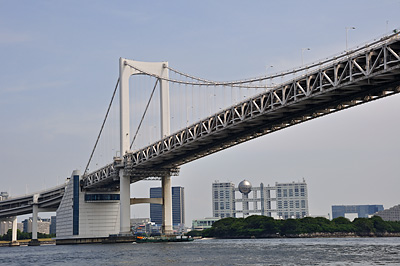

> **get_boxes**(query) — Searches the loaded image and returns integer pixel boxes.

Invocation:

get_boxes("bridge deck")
[0,184,66,218]
[83,34,400,190]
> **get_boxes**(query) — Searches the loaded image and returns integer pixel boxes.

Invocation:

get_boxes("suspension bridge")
[1,30,400,245]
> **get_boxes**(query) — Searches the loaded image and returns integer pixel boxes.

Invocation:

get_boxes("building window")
[85,194,120,201]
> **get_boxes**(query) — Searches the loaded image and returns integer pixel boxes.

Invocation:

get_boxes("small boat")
[135,235,194,243]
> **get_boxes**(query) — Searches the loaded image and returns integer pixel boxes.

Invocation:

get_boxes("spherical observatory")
[238,180,252,194]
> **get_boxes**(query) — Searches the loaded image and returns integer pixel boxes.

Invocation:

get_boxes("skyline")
[1,1,400,224]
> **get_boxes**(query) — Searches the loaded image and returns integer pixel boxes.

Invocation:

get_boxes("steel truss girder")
[82,36,400,190]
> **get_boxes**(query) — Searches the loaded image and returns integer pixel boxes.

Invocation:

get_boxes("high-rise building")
[212,179,309,219]
[331,205,384,219]
[275,181,309,219]
[50,216,56,235]
[150,186,185,226]
[212,182,236,218]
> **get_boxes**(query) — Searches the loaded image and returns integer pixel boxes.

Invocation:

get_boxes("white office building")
[212,179,309,219]
[212,182,236,218]
[374,204,400,221]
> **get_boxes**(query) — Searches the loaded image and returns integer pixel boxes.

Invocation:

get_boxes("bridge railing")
[2,183,67,202]
[269,29,400,84]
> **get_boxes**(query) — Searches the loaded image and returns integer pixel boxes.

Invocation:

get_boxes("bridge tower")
[119,58,173,235]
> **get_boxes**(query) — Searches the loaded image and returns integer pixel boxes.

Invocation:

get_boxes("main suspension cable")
[84,78,119,174]
[125,62,273,88]
[124,31,400,89]
[130,78,160,150]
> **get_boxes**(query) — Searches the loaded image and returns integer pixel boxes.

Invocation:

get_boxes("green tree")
[280,219,301,235]
[331,217,354,232]
[370,216,389,233]
[353,218,374,234]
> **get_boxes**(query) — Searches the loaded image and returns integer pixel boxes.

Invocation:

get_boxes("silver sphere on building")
[238,180,252,194]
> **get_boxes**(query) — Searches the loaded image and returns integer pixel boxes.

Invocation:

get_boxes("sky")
[1,0,400,224]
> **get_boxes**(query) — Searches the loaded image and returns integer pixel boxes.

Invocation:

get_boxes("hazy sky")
[1,1,400,224]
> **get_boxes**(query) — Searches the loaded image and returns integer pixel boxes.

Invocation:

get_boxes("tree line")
[0,229,55,241]
[188,215,400,238]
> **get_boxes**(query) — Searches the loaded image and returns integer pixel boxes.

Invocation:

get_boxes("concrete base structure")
[56,171,120,243]
[9,241,20,247]
[28,239,40,246]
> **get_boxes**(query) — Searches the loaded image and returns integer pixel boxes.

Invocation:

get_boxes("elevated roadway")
[83,34,400,191]
[0,184,66,219]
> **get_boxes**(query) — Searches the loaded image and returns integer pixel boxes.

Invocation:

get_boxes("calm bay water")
[0,237,399,265]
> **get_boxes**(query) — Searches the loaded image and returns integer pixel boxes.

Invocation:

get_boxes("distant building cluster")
[22,217,52,234]
[212,179,309,220]
[130,218,161,236]
[0,216,56,236]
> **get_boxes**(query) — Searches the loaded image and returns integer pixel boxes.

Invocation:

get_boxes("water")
[1,238,399,265]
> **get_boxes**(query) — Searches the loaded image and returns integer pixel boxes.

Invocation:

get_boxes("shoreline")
[204,232,400,239]
[0,239,55,247]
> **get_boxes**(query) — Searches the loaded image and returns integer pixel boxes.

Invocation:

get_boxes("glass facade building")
[332,205,384,219]
[150,186,185,226]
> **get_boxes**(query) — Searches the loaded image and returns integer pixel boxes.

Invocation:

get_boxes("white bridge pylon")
[119,58,173,235]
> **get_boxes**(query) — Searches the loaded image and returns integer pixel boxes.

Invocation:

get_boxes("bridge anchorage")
[1,30,400,245]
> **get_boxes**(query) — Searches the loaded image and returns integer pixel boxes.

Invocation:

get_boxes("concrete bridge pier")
[28,194,40,246]
[119,169,131,234]
[162,176,173,235]
[9,216,19,246]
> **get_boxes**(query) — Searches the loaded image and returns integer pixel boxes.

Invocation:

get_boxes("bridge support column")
[29,194,40,246]
[119,170,131,234]
[162,175,173,235]
[9,216,19,246]
[119,58,132,235]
